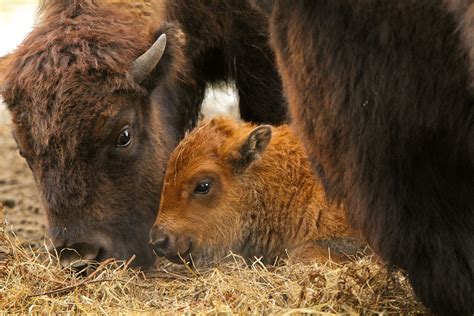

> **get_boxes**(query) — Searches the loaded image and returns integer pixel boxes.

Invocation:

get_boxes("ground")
[0,95,426,314]
[0,105,45,249]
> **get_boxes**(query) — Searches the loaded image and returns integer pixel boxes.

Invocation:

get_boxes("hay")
[0,206,427,314]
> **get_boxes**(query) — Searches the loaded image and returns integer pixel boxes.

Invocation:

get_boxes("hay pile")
[0,206,426,314]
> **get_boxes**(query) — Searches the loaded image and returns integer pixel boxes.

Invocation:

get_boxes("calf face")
[150,119,272,264]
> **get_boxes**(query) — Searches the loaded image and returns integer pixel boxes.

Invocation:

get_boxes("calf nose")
[149,226,173,256]
[152,234,169,251]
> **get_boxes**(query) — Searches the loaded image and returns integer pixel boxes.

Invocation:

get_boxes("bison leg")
[234,44,288,125]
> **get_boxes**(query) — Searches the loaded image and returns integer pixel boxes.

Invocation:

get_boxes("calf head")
[150,118,272,264]
[1,3,185,268]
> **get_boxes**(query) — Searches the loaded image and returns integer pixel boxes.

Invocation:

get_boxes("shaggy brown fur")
[0,0,286,268]
[1,0,188,268]
[150,117,362,265]
[251,1,474,314]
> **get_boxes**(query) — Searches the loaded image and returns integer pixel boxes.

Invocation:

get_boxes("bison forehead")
[2,0,153,158]
[10,84,139,160]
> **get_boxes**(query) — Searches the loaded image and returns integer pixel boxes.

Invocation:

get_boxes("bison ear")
[230,125,272,172]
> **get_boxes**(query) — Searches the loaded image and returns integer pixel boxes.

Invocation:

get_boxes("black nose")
[149,226,172,256]
[52,242,103,271]
[151,234,170,253]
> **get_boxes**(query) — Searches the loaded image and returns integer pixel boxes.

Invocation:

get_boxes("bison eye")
[117,127,132,147]
[194,180,212,195]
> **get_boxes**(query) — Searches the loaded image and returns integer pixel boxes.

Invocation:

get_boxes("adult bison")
[251,0,474,314]
[0,0,286,268]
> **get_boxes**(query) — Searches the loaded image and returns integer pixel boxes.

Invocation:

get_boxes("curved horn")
[131,34,167,83]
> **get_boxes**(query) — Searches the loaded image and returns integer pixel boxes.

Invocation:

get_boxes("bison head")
[1,3,187,268]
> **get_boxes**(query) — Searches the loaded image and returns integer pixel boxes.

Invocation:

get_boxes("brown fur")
[252,1,474,314]
[1,0,187,268]
[0,0,286,268]
[150,117,362,265]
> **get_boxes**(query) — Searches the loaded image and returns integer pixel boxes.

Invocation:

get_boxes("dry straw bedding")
[0,206,426,314]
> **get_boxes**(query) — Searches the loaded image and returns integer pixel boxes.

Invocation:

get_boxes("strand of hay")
[0,211,426,314]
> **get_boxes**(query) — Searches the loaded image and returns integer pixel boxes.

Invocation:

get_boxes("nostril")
[187,238,194,254]
[95,247,107,262]
[48,243,61,255]
[151,234,170,252]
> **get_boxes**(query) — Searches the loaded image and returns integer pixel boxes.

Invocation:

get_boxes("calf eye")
[194,180,212,195]
[117,127,132,147]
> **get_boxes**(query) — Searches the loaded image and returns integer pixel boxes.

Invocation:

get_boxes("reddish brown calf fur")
[150,117,362,265]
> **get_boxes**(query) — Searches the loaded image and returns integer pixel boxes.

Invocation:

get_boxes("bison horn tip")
[130,33,167,83]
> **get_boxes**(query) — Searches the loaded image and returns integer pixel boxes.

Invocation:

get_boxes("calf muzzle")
[149,225,194,264]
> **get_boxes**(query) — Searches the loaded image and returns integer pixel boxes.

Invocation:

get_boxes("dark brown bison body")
[164,0,287,125]
[0,0,285,268]
[252,0,474,314]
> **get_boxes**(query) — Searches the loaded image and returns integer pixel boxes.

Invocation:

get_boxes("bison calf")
[150,117,361,265]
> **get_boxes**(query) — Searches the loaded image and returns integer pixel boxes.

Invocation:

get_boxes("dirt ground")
[0,98,428,314]
[0,104,46,249]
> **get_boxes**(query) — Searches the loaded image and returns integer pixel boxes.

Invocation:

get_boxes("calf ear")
[230,125,272,172]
